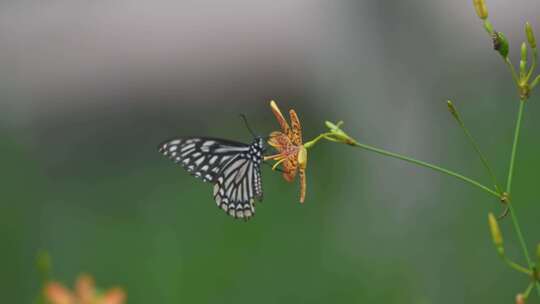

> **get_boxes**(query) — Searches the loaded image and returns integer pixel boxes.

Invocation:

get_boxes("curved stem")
[531,74,540,90]
[526,48,537,82]
[462,125,502,193]
[348,142,500,198]
[505,99,540,296]
[448,101,502,193]
[505,58,521,87]
[502,255,532,275]
[523,282,535,299]
[304,132,338,148]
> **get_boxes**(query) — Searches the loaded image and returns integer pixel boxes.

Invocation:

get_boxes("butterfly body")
[158,136,265,220]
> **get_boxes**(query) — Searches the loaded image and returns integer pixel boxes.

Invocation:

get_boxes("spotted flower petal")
[266,100,307,203]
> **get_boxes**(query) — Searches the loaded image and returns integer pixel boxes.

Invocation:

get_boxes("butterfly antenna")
[240,114,257,138]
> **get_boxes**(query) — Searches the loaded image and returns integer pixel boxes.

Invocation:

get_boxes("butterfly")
[158,136,265,220]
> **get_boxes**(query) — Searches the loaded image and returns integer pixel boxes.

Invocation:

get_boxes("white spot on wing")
[194,157,205,166]
[181,143,195,152]
[181,149,195,157]
[215,147,250,153]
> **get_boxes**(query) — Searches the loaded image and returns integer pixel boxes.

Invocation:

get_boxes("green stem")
[483,20,494,35]
[501,255,532,275]
[505,99,540,296]
[304,132,339,148]
[305,130,499,197]
[462,124,502,193]
[448,102,502,193]
[526,48,537,82]
[531,75,540,90]
[505,58,521,87]
[347,142,500,198]
[506,100,525,194]
[524,282,535,298]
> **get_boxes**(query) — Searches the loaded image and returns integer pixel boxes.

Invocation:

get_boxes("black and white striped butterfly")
[158,136,265,220]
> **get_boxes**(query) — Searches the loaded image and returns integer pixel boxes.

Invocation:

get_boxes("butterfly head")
[256,136,265,149]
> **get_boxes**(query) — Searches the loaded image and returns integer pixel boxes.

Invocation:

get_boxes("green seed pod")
[492,32,509,59]
[472,0,488,20]
[525,22,536,49]
[537,243,540,261]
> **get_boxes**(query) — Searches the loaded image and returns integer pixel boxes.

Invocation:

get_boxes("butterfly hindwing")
[213,150,263,219]
[158,137,264,220]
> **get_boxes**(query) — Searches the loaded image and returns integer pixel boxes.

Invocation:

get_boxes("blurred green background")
[2,0,540,303]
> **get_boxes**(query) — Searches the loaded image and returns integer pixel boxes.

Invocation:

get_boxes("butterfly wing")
[213,151,263,219]
[159,137,250,183]
[158,137,264,219]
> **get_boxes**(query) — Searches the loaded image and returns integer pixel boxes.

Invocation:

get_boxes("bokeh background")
[2,0,540,303]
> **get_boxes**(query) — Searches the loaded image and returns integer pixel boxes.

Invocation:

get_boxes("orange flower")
[44,274,126,304]
[265,100,308,203]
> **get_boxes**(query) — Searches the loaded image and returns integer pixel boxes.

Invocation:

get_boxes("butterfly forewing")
[158,137,264,220]
[159,138,248,182]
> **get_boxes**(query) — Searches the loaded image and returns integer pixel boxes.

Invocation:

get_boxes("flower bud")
[525,22,536,49]
[493,32,509,59]
[325,121,342,132]
[446,100,459,120]
[520,42,528,78]
[516,293,525,304]
[473,0,489,20]
[324,121,358,146]
[521,42,528,62]
[488,213,504,249]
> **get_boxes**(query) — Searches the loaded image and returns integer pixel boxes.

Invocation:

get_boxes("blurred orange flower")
[265,100,308,203]
[44,274,126,304]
